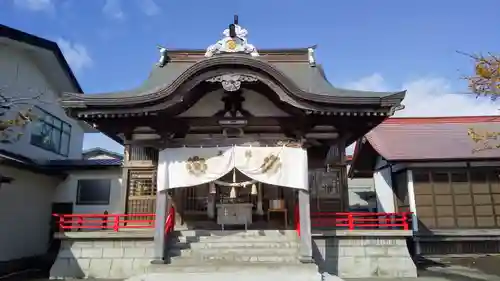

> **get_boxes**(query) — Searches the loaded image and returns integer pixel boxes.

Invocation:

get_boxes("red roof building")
[350,116,500,177]
[350,116,500,256]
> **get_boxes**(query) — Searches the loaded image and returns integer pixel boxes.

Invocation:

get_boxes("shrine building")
[60,17,406,264]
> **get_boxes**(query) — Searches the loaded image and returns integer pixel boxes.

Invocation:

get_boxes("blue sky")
[2,0,499,154]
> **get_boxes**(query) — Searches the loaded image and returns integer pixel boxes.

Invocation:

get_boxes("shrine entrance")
[172,169,296,230]
[60,16,406,263]
[158,145,306,231]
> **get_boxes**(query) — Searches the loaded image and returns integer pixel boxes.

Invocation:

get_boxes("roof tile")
[366,116,500,160]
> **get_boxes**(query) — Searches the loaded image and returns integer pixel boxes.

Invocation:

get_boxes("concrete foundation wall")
[50,230,417,279]
[50,235,154,279]
[312,230,417,279]
[0,166,59,262]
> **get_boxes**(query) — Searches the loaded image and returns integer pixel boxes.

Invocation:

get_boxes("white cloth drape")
[157,146,308,191]
[160,146,234,190]
[234,146,306,190]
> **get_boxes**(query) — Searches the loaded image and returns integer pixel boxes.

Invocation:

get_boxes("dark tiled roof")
[366,116,500,161]
[47,158,122,167]
[61,53,404,107]
[0,149,121,173]
[0,149,62,175]
[0,149,39,166]
[349,116,500,177]
[0,24,82,93]
[82,147,123,160]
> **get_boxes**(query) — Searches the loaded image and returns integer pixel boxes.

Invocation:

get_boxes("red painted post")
[347,213,354,230]
[77,216,83,232]
[102,210,109,230]
[402,213,409,230]
[58,215,64,232]
[113,214,120,232]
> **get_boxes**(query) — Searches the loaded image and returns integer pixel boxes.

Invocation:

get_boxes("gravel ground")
[415,255,500,281]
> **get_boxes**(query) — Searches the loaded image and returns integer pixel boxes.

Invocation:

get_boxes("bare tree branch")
[459,51,500,98]
[0,86,46,144]
[460,51,500,152]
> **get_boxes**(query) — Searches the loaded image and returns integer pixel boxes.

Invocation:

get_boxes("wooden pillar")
[152,147,168,263]
[121,144,130,214]
[407,169,421,255]
[152,190,168,263]
[299,147,313,263]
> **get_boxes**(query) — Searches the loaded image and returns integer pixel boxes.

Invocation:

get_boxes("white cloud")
[13,0,53,11]
[56,38,93,73]
[344,73,499,155]
[137,0,160,16]
[103,0,125,20]
[346,73,499,117]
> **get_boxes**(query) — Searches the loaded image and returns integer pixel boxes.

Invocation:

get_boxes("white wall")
[86,155,117,160]
[0,165,60,261]
[0,45,84,160]
[53,169,124,215]
[373,157,395,213]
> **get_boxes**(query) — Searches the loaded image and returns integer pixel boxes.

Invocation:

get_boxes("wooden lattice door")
[127,169,157,220]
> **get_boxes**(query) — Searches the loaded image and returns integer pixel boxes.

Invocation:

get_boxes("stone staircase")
[165,229,302,266]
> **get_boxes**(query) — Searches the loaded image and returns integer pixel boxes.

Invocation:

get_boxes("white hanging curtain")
[158,146,234,190]
[234,146,307,190]
[157,146,308,191]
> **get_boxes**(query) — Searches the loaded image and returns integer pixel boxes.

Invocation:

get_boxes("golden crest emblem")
[260,154,281,174]
[245,149,252,158]
[185,156,208,175]
[226,40,237,50]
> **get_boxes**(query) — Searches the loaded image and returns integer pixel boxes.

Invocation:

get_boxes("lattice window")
[129,146,158,161]
[129,170,157,197]
[127,170,156,216]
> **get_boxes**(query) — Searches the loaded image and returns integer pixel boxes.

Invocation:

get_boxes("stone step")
[168,254,300,264]
[170,240,299,249]
[171,229,298,238]
[147,262,319,273]
[169,247,298,257]
[172,235,298,244]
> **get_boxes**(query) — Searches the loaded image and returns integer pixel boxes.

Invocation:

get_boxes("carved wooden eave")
[72,108,395,119]
[305,110,393,117]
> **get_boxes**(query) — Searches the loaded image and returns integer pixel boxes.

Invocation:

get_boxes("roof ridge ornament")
[205,15,259,58]
[308,45,317,67]
[156,45,168,68]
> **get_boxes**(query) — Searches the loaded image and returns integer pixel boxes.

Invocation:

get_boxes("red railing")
[53,207,176,235]
[293,205,411,235]
[53,213,156,232]
[311,212,411,230]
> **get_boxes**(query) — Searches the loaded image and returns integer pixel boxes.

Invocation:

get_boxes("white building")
[0,25,121,278]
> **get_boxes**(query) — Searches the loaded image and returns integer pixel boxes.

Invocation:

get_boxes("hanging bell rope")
[213,179,257,187]
[251,183,257,195]
[229,186,237,198]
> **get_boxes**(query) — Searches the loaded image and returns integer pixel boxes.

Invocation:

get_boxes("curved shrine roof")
[61,51,404,109]
[61,19,404,115]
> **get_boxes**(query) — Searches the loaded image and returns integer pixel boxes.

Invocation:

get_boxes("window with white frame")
[76,179,111,205]
[30,106,71,156]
